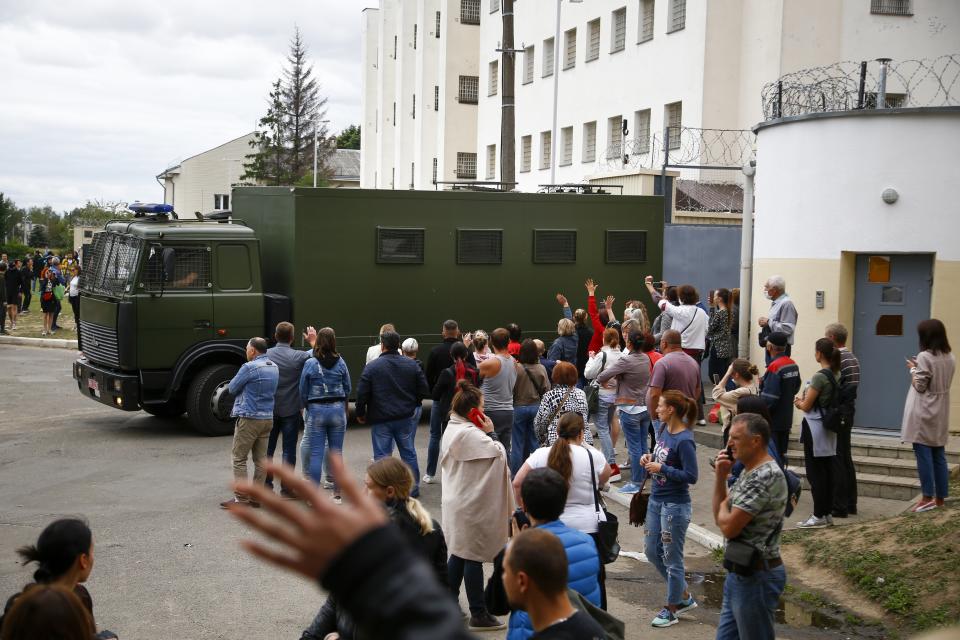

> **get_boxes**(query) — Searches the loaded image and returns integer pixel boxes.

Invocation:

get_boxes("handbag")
[484,547,510,616]
[628,477,651,527]
[584,352,607,416]
[722,523,781,576]
[585,445,620,564]
[816,368,842,434]
[53,284,66,301]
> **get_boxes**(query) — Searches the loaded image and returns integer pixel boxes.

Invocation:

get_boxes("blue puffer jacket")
[506,520,600,640]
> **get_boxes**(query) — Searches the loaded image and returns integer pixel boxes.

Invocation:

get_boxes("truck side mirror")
[162,247,176,283]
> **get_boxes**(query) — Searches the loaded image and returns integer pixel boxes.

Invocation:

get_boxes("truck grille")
[80,321,120,368]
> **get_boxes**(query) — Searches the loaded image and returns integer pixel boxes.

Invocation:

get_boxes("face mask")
[763,290,773,301]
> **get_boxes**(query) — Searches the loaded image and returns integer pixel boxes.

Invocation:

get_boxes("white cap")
[401,337,419,353]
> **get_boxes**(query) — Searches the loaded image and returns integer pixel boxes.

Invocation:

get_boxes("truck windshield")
[80,232,143,297]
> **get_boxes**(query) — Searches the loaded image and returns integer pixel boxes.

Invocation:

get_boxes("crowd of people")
[1,270,953,640]
[0,249,83,336]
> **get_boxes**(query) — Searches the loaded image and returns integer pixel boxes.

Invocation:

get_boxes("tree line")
[0,195,130,254]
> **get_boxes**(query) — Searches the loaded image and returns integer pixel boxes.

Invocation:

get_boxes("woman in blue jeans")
[641,390,700,628]
[299,327,351,503]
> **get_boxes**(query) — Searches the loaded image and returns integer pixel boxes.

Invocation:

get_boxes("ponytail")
[661,390,698,427]
[815,338,841,372]
[548,413,584,483]
[731,358,759,381]
[405,497,435,535]
[16,519,92,584]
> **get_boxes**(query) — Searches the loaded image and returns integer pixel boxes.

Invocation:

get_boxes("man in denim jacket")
[221,337,279,508]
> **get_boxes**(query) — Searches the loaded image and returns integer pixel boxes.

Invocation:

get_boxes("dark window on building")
[435,11,441,37]
[605,229,647,263]
[533,229,577,263]
[413,23,418,49]
[376,227,425,264]
[457,229,503,264]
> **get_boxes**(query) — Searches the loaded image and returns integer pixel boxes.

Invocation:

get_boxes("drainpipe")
[738,160,756,359]
[876,58,892,109]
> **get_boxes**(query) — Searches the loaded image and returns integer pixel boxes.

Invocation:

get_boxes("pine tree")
[241,27,332,186]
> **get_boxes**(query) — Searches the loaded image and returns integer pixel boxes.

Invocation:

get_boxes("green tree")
[65,200,131,228]
[0,193,13,243]
[28,224,47,247]
[242,27,332,186]
[336,125,361,150]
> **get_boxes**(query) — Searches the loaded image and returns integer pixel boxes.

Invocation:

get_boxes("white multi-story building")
[157,133,254,215]
[361,0,482,190]
[471,0,958,191]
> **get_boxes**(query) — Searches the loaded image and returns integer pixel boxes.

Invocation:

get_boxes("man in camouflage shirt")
[712,413,788,640]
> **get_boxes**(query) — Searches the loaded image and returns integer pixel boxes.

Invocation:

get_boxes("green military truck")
[73,187,664,436]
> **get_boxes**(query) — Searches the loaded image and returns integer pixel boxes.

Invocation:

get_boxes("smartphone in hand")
[468,407,487,429]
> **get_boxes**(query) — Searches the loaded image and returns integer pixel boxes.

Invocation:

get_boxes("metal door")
[853,253,933,430]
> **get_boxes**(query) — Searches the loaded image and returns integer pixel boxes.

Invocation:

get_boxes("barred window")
[639,0,654,43]
[490,0,499,12]
[668,0,685,32]
[486,144,496,179]
[665,101,682,150]
[865,91,907,108]
[563,28,577,70]
[540,131,552,170]
[607,116,623,159]
[377,228,425,264]
[144,245,210,292]
[434,85,440,110]
[81,232,143,297]
[457,152,477,179]
[582,121,597,163]
[458,229,503,264]
[461,0,480,25]
[543,37,555,77]
[435,10,441,37]
[432,157,438,183]
[523,46,535,84]
[413,23,418,49]
[489,60,499,96]
[560,126,573,166]
[534,230,577,264]
[870,0,912,15]
[520,135,532,172]
[634,108,651,154]
[586,19,600,62]
[459,75,479,104]
[606,230,648,263]
[412,93,416,118]
[611,7,627,52]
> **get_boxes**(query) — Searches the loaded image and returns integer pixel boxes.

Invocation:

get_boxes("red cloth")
[508,341,521,357]
[645,350,663,373]
[587,295,606,353]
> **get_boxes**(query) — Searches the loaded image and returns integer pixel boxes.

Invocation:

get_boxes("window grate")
[486,144,496,179]
[634,109,651,154]
[461,0,481,24]
[540,131,552,170]
[587,19,600,62]
[564,28,577,70]
[432,157,438,183]
[435,10,441,37]
[864,91,907,108]
[583,121,597,163]
[612,8,626,52]
[80,232,143,297]
[490,0,499,12]
[458,229,503,264]
[434,85,440,110]
[666,101,682,150]
[871,0,911,15]
[543,37,555,77]
[523,46,535,84]
[607,116,623,159]
[377,227,425,264]
[413,23,417,49]
[412,93,416,118]
[606,230,647,263]
[639,0,655,43]
[560,127,573,166]
[457,152,477,179]
[534,229,577,263]
[144,245,210,292]
[458,75,479,104]
[489,60,499,96]
[668,0,686,32]
[520,135,532,172]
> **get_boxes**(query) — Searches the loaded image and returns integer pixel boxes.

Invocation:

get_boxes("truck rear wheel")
[142,399,185,419]
[187,364,239,436]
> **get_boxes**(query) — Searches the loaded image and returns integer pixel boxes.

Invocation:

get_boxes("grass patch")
[783,503,960,632]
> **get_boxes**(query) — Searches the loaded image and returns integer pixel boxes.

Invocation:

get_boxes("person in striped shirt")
[825,323,860,517]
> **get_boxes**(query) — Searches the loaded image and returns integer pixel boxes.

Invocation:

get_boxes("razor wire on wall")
[762,54,960,120]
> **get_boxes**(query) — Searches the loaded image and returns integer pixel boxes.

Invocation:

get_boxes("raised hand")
[227,457,388,581]
[585,278,597,295]
[556,293,568,307]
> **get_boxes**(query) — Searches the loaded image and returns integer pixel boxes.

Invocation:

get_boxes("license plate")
[88,378,99,392]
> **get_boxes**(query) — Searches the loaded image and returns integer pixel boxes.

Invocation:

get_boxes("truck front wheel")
[187,364,240,436]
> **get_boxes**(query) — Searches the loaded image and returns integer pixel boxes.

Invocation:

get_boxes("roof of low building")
[330,149,360,181]
[675,179,743,213]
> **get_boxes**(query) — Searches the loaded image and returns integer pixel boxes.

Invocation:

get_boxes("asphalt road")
[0,345,843,640]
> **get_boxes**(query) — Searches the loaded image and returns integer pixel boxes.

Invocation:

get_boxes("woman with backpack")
[38,268,62,336]
[510,339,550,476]
[793,338,840,529]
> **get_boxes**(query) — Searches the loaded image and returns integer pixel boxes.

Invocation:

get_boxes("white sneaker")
[322,480,335,490]
[696,419,707,426]
[422,474,436,484]
[608,472,622,483]
[796,515,829,529]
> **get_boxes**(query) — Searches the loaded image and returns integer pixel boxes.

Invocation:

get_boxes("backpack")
[816,369,842,433]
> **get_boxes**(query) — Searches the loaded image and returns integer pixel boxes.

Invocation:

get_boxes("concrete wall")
[752,109,960,431]
[663,223,742,305]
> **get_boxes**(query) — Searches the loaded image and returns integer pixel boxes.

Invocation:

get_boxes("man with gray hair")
[825,322,860,517]
[758,275,798,361]
[221,337,279,509]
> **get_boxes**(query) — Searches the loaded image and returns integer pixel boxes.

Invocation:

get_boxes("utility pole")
[500,0,516,190]
[737,160,756,360]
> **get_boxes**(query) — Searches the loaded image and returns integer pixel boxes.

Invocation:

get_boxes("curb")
[0,335,78,350]
[602,489,725,551]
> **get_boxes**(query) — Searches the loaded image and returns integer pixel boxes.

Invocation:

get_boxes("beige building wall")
[160,133,253,215]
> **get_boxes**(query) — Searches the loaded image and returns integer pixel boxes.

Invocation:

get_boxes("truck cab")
[73,210,266,435]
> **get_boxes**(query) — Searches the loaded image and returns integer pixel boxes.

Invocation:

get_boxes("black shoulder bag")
[723,522,782,576]
[585,445,620,564]
[816,369,842,434]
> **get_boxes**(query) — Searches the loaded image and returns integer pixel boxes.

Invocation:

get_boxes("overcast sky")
[0,0,368,211]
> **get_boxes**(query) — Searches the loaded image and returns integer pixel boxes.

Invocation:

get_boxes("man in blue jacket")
[507,467,601,640]
[356,330,430,496]
[759,332,801,460]
[221,337,279,509]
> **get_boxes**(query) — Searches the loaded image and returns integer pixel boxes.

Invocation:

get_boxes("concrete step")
[783,451,958,480]
[789,465,921,502]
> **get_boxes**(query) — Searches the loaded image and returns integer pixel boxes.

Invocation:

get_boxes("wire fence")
[761,54,960,120]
